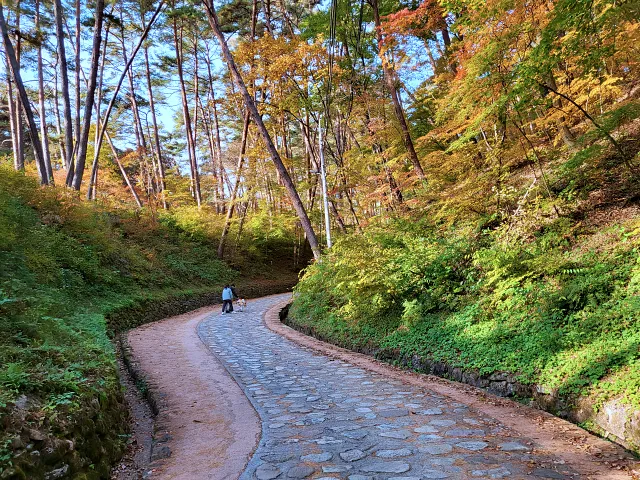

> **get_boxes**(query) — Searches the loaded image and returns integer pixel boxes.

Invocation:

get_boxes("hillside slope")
[290,103,640,451]
[0,167,300,479]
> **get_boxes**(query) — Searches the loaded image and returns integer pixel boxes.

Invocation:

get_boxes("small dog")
[236,298,247,312]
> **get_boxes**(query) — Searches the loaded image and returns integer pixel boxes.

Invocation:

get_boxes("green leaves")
[291,209,640,415]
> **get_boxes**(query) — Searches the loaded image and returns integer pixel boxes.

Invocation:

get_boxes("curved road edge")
[263,296,640,480]
[126,304,261,479]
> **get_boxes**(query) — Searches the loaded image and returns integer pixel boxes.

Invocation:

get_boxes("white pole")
[319,117,332,249]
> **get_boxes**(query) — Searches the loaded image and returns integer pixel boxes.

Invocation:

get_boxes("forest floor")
[119,294,640,480]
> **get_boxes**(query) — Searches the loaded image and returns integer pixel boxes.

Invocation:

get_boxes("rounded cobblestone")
[197,295,577,480]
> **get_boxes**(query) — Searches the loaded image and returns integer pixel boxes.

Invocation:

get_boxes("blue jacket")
[222,287,233,300]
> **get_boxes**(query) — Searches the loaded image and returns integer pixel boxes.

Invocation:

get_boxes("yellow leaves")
[233,34,337,120]
[236,34,333,88]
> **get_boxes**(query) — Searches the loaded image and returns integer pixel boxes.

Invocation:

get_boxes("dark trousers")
[222,299,233,313]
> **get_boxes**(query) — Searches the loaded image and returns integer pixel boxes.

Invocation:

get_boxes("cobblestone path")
[198,295,577,480]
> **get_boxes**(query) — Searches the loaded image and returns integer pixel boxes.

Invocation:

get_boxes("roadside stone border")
[116,333,171,471]
[284,312,640,456]
[265,298,640,479]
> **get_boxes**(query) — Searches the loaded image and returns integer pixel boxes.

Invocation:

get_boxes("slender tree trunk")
[425,40,437,74]
[117,3,148,162]
[71,0,104,189]
[441,28,451,47]
[192,34,201,198]
[74,0,81,151]
[53,0,74,175]
[11,3,25,172]
[198,98,219,210]
[16,2,24,173]
[262,0,274,35]
[544,74,575,148]
[329,199,347,233]
[251,0,258,39]
[35,0,53,182]
[143,43,167,208]
[203,0,321,260]
[88,12,113,200]
[145,119,162,195]
[118,4,147,155]
[235,200,249,246]
[218,110,250,259]
[173,18,202,207]
[370,0,425,181]
[52,69,67,168]
[211,89,226,208]
[202,46,222,208]
[87,18,113,200]
[5,53,22,171]
[384,161,403,205]
[0,4,48,184]
[105,129,144,208]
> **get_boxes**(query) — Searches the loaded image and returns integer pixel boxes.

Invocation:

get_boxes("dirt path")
[126,294,639,480]
[126,305,260,479]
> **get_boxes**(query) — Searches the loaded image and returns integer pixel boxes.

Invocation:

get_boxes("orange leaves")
[382,0,447,43]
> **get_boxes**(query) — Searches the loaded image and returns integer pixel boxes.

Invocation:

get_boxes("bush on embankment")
[290,213,640,451]
[0,167,299,479]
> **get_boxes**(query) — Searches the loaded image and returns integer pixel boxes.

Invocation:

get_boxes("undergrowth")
[291,149,640,416]
[0,165,303,475]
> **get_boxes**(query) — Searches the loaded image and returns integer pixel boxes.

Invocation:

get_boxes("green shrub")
[292,214,640,411]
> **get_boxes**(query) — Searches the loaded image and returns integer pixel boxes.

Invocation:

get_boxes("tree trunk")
[329,199,347,234]
[8,3,25,172]
[143,42,167,209]
[71,0,105,190]
[15,2,25,173]
[0,4,48,184]
[211,89,226,208]
[118,2,147,155]
[88,10,114,200]
[544,73,575,148]
[203,0,320,259]
[192,33,201,199]
[218,110,250,259]
[105,129,144,208]
[173,18,202,207]
[52,69,67,168]
[262,0,274,35]
[5,53,23,171]
[370,0,426,181]
[197,98,219,210]
[145,119,162,196]
[35,0,53,182]
[74,0,81,152]
[202,45,223,210]
[88,20,112,200]
[53,0,74,175]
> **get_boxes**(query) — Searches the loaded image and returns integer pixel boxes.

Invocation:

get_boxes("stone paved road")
[198,294,578,480]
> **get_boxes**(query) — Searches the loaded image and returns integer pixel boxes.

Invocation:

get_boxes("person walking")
[222,285,233,314]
